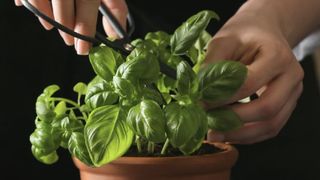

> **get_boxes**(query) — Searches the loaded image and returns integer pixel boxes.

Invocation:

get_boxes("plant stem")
[77,93,81,105]
[51,97,80,108]
[147,142,155,154]
[136,136,142,153]
[161,139,170,155]
[51,97,87,120]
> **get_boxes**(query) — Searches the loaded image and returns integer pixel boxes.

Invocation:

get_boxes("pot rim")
[73,142,238,166]
[113,142,235,164]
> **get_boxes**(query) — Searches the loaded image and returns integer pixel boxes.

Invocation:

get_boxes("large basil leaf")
[170,10,219,55]
[89,46,124,81]
[113,76,136,100]
[116,52,160,83]
[31,146,58,165]
[84,105,134,167]
[198,61,247,102]
[207,107,243,132]
[85,81,118,109]
[179,105,207,155]
[164,103,200,147]
[68,132,93,166]
[177,61,199,98]
[127,100,166,143]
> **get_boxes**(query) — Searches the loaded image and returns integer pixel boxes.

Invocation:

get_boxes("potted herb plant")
[30,10,247,180]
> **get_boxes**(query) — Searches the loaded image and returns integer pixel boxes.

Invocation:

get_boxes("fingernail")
[59,31,74,46]
[208,133,225,142]
[38,17,53,30]
[14,0,23,6]
[75,39,78,51]
[76,40,89,55]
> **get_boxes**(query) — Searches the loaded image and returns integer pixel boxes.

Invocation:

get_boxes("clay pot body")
[73,142,238,180]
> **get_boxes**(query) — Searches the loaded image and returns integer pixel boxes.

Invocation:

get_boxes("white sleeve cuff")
[293,30,320,61]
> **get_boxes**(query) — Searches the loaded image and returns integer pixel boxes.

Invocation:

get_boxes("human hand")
[14,0,128,55]
[206,6,304,144]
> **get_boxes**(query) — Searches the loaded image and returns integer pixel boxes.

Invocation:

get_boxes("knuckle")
[277,48,292,66]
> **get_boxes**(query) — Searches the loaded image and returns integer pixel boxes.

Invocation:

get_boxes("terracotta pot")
[73,142,238,180]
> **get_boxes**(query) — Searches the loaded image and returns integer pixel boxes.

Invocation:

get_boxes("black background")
[1,0,320,179]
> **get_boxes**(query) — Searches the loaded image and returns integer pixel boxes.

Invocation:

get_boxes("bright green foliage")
[30,10,247,167]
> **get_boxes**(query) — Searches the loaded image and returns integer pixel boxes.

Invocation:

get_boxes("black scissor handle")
[21,0,134,54]
[21,0,177,79]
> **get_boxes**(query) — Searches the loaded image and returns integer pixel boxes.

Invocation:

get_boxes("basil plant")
[30,10,247,167]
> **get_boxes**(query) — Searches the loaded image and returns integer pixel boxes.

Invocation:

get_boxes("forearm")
[237,0,320,47]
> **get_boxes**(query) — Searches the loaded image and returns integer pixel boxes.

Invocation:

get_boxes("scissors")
[21,0,176,79]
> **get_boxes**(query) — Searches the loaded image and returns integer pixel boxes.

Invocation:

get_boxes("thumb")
[201,36,246,108]
[102,0,128,39]
[203,36,242,66]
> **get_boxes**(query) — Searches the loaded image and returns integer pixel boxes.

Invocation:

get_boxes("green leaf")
[68,132,93,166]
[207,107,243,132]
[170,10,219,55]
[54,101,67,115]
[156,74,177,94]
[140,86,164,105]
[43,85,60,97]
[179,105,207,154]
[198,61,247,102]
[73,82,87,95]
[85,81,118,109]
[164,103,200,147]
[30,127,60,154]
[113,76,135,100]
[177,61,199,98]
[187,31,211,67]
[127,100,166,143]
[51,115,84,148]
[116,51,160,83]
[145,31,170,48]
[35,118,51,129]
[84,105,134,167]
[192,52,206,73]
[127,39,159,61]
[87,76,105,90]
[89,46,124,81]
[36,95,56,123]
[31,146,58,165]
[194,30,212,51]
[36,85,60,122]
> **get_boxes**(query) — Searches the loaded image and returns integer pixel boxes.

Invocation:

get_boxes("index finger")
[102,0,128,38]
[74,0,100,55]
